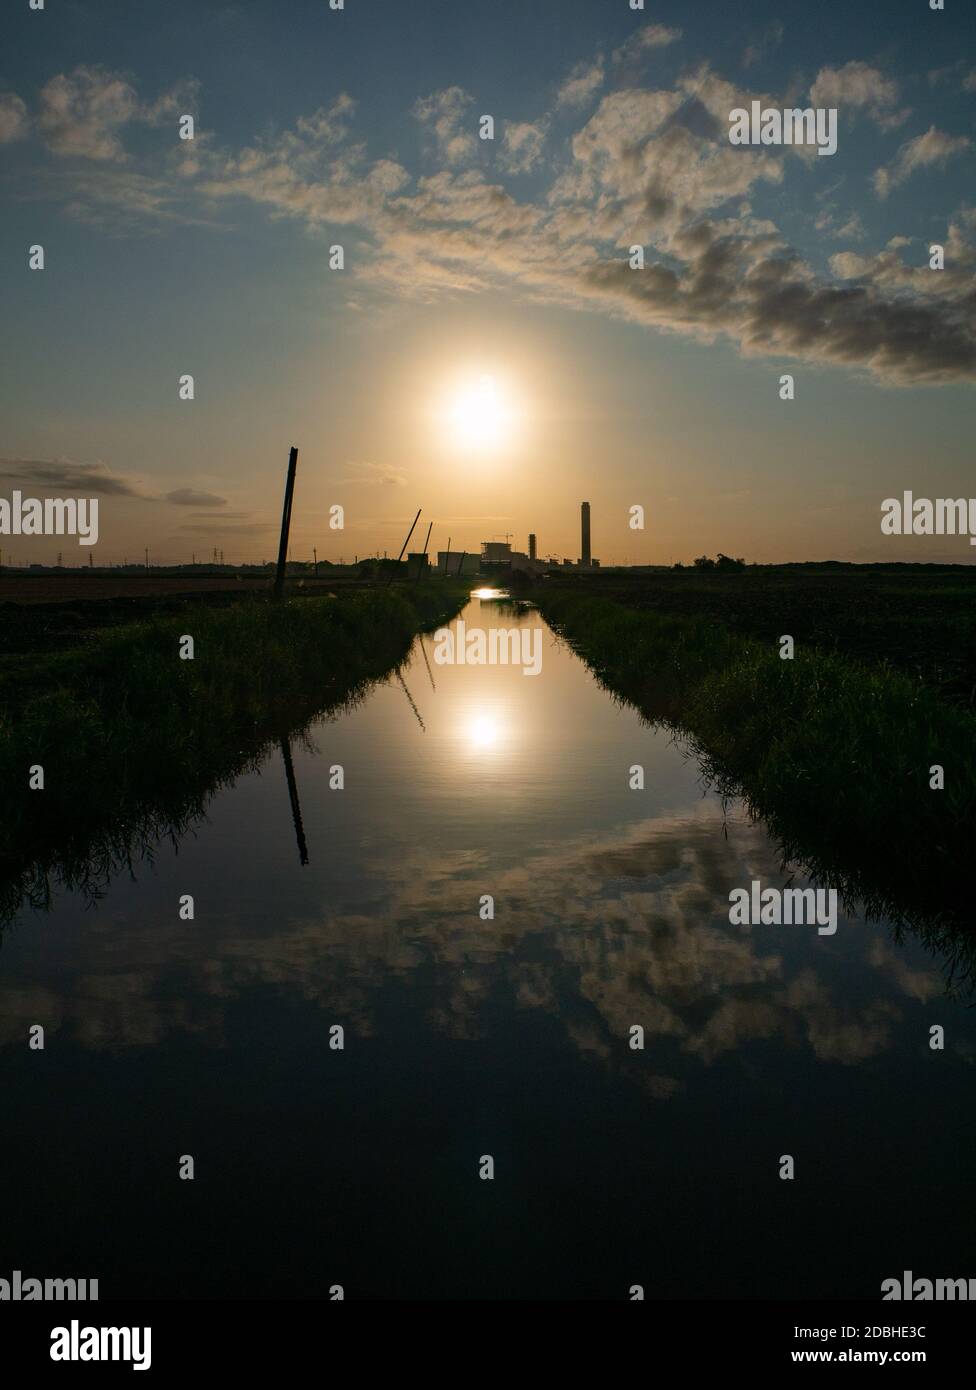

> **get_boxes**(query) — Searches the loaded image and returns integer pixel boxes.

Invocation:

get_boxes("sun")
[467,713,501,751]
[447,374,512,450]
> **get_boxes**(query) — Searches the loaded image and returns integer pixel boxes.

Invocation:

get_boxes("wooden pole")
[387,508,421,585]
[416,520,433,581]
[456,549,465,577]
[273,446,299,600]
[445,536,451,578]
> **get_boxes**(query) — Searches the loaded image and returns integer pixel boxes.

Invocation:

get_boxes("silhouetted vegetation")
[0,583,468,928]
[691,553,746,570]
[545,563,976,708]
[535,578,976,985]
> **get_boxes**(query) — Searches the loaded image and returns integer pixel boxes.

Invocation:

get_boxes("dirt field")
[0,572,372,654]
[0,573,276,604]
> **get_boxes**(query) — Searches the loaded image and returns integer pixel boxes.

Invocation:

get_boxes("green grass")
[0,582,467,926]
[535,584,976,982]
[542,564,976,708]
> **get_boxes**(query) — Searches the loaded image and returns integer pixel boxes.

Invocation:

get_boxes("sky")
[2,0,975,566]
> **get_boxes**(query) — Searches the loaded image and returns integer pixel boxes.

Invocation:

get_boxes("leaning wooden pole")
[416,520,433,581]
[273,446,299,600]
[387,508,421,585]
[456,549,466,577]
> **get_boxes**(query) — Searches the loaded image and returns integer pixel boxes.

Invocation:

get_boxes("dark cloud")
[0,457,145,496]
[164,488,227,507]
[179,521,275,536]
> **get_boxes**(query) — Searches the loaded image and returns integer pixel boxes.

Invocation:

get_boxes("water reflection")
[0,596,964,1066]
[1,592,973,1298]
[279,736,309,866]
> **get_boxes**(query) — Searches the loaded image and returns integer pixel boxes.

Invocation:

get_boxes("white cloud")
[39,67,139,160]
[815,208,866,240]
[613,24,683,65]
[809,61,908,130]
[873,125,971,198]
[499,120,547,174]
[556,61,605,111]
[413,86,476,166]
[37,66,199,161]
[18,59,976,386]
[0,92,29,144]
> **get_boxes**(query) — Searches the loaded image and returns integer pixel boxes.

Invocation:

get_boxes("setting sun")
[447,374,512,450]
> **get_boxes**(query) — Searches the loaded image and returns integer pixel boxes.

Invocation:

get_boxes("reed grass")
[537,589,976,976]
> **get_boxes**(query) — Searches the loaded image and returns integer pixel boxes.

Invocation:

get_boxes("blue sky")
[2,0,975,564]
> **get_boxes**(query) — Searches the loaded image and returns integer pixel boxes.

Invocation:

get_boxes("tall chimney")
[580,502,591,567]
[528,532,537,560]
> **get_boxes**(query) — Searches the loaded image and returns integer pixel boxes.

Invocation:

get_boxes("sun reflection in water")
[462,709,507,754]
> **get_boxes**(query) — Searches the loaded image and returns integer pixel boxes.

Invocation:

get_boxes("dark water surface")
[2,593,973,1299]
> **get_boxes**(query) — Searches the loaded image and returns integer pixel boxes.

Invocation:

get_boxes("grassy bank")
[0,582,467,924]
[541,565,976,708]
[535,585,976,975]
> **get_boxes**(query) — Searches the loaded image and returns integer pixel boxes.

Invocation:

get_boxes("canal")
[1,590,973,1299]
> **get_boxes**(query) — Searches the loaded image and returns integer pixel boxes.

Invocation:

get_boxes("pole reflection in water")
[279,735,309,867]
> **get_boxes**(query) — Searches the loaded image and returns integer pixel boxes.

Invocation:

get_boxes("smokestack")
[580,502,591,567]
[528,532,537,560]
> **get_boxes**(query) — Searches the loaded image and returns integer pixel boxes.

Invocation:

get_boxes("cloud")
[556,61,605,111]
[37,65,199,162]
[17,59,976,386]
[809,61,909,130]
[613,24,683,66]
[336,462,407,488]
[164,488,227,507]
[0,457,145,496]
[413,86,475,165]
[38,66,139,160]
[814,208,866,240]
[873,125,971,198]
[179,520,274,536]
[185,510,250,520]
[499,120,547,174]
[0,786,926,1072]
[226,85,976,383]
[964,69,976,93]
[140,77,201,130]
[0,92,29,144]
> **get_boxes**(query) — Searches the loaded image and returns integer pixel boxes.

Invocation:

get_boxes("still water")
[2,593,973,1299]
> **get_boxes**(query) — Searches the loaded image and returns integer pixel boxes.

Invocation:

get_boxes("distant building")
[580,501,591,567]
[482,541,512,564]
[508,551,546,575]
[528,532,537,560]
[437,550,479,576]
